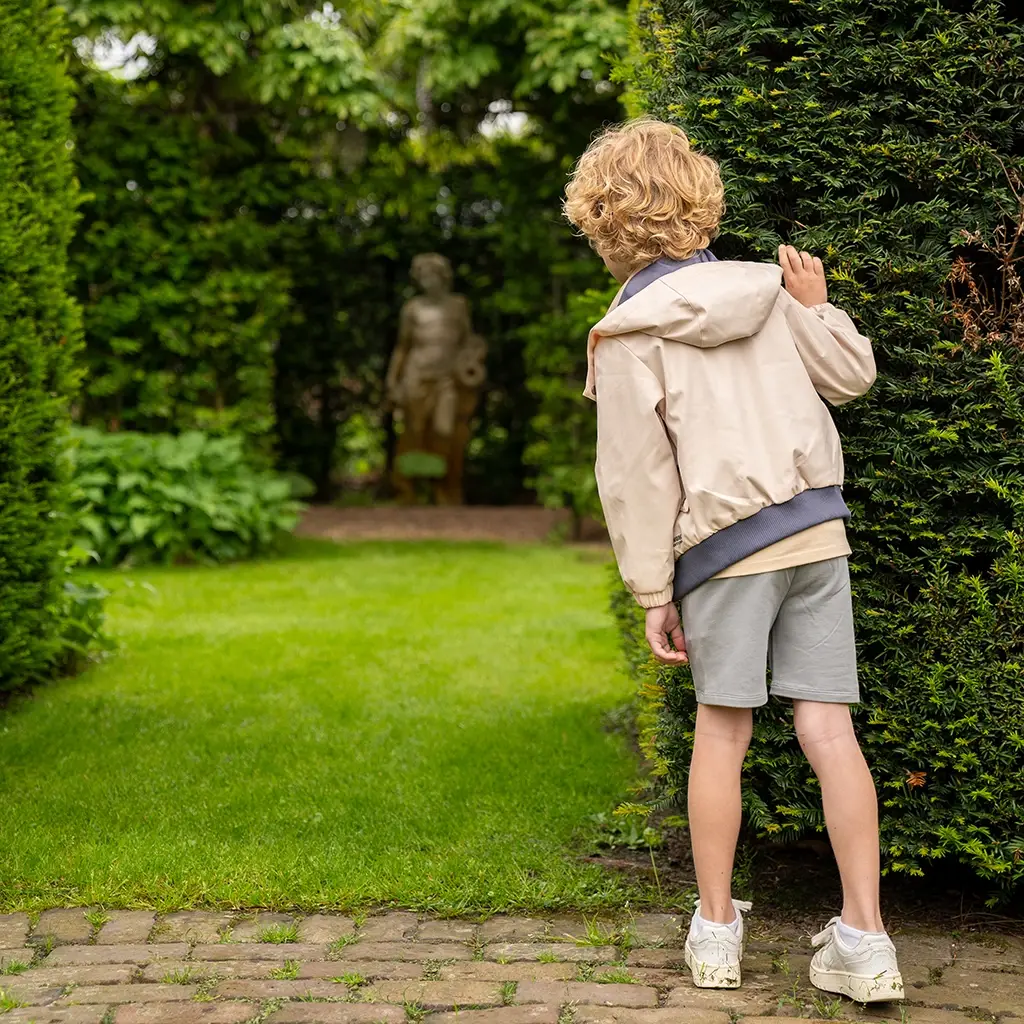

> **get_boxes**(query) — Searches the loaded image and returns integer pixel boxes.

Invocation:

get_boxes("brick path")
[1,910,1019,1024]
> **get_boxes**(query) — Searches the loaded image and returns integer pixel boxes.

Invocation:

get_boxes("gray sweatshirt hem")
[672,486,850,600]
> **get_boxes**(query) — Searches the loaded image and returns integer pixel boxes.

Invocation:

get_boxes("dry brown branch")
[947,169,1024,351]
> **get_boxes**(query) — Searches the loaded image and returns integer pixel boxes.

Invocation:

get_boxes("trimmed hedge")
[71,66,290,451]
[0,1,84,691]
[621,0,1024,893]
[524,285,618,534]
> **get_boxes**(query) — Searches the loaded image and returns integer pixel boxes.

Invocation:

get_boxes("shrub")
[0,1,84,693]
[70,67,291,451]
[59,579,111,676]
[524,285,619,534]
[621,0,1024,894]
[70,428,306,567]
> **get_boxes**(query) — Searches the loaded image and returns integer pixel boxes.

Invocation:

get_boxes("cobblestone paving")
[0,910,1019,1023]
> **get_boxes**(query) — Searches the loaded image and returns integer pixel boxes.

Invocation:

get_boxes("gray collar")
[617,250,718,306]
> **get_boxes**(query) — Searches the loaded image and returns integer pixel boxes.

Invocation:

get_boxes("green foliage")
[587,810,663,853]
[63,1,383,116]
[66,0,628,498]
[266,0,632,500]
[59,579,111,675]
[396,451,447,479]
[374,0,627,117]
[275,129,618,503]
[62,2,388,454]
[0,0,85,692]
[257,923,299,944]
[67,25,303,449]
[623,0,1024,894]
[70,90,291,445]
[524,285,618,530]
[70,428,304,567]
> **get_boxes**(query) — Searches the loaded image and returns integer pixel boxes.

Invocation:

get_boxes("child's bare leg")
[793,700,883,932]
[688,704,754,923]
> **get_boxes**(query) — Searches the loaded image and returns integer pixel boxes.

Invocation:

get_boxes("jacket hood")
[584,261,784,399]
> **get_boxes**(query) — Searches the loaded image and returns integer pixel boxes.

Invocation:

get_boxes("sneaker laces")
[811,916,842,947]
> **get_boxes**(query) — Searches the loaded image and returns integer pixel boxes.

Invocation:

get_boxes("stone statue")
[386,253,487,504]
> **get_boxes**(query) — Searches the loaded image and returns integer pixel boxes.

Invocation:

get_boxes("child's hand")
[779,244,828,307]
[645,603,688,666]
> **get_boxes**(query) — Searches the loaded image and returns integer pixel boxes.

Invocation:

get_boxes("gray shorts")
[680,557,859,707]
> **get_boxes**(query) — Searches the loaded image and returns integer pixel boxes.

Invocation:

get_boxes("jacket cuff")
[634,586,675,609]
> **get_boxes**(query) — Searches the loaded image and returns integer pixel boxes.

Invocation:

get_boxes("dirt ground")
[297,504,608,544]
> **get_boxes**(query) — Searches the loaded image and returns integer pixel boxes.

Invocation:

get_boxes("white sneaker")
[683,899,751,989]
[810,917,905,1003]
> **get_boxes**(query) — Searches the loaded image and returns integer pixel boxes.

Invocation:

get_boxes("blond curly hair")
[564,118,724,271]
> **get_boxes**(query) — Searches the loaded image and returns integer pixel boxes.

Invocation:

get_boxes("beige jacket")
[586,260,876,607]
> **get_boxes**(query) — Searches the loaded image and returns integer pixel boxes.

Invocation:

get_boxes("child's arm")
[778,245,877,406]
[595,339,681,609]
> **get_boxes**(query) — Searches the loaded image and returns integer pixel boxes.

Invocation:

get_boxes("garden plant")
[70,428,305,567]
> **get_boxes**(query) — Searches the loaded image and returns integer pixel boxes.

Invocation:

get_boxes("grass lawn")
[0,540,652,913]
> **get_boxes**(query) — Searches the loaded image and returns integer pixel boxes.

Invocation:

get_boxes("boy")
[564,118,904,1003]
